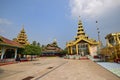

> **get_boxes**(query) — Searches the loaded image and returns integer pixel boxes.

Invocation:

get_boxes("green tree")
[23,45,41,60]
[59,48,68,57]
[17,48,24,58]
[62,48,68,54]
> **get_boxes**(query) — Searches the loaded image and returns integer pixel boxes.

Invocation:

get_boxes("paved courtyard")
[97,62,120,77]
[0,57,120,80]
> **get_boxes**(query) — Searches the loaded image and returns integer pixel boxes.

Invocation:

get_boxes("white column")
[14,48,18,59]
[1,47,6,60]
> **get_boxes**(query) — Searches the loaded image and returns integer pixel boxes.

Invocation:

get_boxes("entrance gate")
[78,43,89,56]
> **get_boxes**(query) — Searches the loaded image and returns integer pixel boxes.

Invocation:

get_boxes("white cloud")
[0,18,12,25]
[69,0,120,18]
[69,0,120,46]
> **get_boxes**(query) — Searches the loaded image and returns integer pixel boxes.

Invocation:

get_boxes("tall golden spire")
[21,25,25,33]
[75,16,88,40]
[14,25,29,45]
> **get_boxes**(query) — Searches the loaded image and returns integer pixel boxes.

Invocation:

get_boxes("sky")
[0,0,120,49]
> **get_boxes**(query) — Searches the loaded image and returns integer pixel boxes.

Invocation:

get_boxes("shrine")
[41,40,62,56]
[101,32,120,62]
[0,36,22,60]
[66,17,99,56]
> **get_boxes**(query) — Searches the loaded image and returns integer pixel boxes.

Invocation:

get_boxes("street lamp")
[96,21,101,55]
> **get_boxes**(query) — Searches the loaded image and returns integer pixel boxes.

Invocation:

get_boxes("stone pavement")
[97,62,120,77]
[0,57,120,80]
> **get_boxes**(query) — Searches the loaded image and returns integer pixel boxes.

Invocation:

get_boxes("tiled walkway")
[97,62,120,77]
[0,57,120,80]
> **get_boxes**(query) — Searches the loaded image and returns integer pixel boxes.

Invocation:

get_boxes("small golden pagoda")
[101,32,120,61]
[14,25,29,45]
[66,17,99,56]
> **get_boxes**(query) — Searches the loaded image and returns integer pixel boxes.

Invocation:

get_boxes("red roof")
[0,36,23,48]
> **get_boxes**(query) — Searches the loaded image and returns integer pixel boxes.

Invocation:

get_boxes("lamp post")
[96,21,101,55]
[96,21,100,43]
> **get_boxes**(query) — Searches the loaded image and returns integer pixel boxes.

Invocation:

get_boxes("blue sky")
[0,0,120,49]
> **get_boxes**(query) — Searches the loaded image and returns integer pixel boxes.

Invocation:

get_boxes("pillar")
[14,48,18,59]
[67,47,70,54]
[106,38,111,47]
[1,46,6,60]
[76,44,78,55]
[116,34,120,44]
[70,46,73,54]
[113,35,117,45]
[87,44,91,55]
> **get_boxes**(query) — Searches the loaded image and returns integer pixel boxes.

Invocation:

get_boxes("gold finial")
[21,24,25,32]
[78,16,82,25]
[22,24,24,29]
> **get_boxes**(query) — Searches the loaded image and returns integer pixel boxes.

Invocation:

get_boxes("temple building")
[41,40,62,56]
[0,26,29,60]
[66,17,99,56]
[13,26,29,45]
[0,36,23,60]
[101,32,120,62]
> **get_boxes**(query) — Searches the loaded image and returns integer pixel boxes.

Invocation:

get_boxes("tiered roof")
[14,26,29,45]
[75,17,88,40]
[42,40,62,52]
[66,17,98,47]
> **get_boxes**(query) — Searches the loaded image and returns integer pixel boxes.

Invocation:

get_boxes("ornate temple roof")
[14,26,29,45]
[75,16,88,40]
[42,40,62,53]
[105,32,120,39]
[105,32,120,47]
[0,36,23,48]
